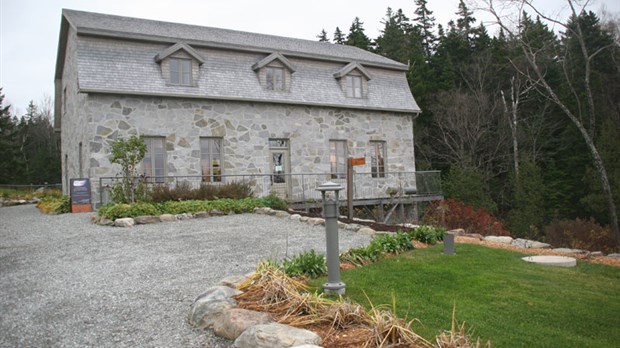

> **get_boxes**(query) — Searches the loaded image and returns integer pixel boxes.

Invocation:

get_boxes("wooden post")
[347,158,353,220]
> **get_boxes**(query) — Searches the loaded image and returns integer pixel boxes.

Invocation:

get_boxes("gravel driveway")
[0,205,371,347]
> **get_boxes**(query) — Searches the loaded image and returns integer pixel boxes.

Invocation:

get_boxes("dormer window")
[266,67,284,91]
[334,62,372,99]
[346,75,362,98]
[253,52,296,92]
[155,42,205,87]
[170,58,192,86]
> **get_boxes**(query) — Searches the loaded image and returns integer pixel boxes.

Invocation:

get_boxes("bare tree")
[482,0,620,249]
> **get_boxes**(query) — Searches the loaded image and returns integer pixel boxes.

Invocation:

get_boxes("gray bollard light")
[443,231,456,255]
[317,181,346,295]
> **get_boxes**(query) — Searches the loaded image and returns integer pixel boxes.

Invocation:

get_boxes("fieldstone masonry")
[74,95,415,205]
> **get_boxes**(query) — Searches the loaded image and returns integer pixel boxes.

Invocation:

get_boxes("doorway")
[269,139,291,198]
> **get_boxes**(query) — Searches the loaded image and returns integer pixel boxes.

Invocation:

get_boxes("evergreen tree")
[455,0,476,39]
[0,90,22,184]
[413,0,437,59]
[375,7,413,63]
[333,27,345,44]
[346,17,373,51]
[317,29,329,42]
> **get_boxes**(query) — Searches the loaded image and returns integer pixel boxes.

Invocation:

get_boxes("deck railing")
[97,170,442,208]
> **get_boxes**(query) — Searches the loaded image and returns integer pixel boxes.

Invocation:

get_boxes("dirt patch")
[455,236,620,268]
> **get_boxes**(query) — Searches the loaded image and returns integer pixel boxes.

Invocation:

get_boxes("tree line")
[0,91,61,186]
[318,0,619,247]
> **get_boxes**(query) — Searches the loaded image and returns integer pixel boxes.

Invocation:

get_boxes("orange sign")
[349,157,366,166]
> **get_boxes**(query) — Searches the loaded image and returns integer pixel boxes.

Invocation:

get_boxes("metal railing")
[97,171,441,208]
[0,183,63,191]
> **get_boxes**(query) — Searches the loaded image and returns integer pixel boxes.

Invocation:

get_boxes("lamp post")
[317,181,346,295]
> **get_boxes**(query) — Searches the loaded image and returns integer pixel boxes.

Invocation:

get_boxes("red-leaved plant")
[423,199,510,236]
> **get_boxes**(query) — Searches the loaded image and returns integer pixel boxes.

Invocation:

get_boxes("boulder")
[194,211,210,219]
[299,216,309,222]
[511,238,533,248]
[274,210,290,218]
[358,227,376,235]
[292,345,324,348]
[233,322,322,348]
[114,218,135,227]
[607,253,620,259]
[188,286,243,330]
[134,215,160,224]
[530,241,552,249]
[159,214,176,222]
[188,298,234,330]
[289,214,302,221]
[590,251,604,257]
[460,233,483,240]
[483,236,513,244]
[337,221,347,230]
[176,213,193,220]
[209,209,226,216]
[253,207,269,214]
[213,308,272,340]
[307,218,324,226]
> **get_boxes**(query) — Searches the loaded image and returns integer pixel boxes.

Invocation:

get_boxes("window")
[200,138,222,182]
[143,137,166,183]
[329,140,347,179]
[370,141,386,178]
[266,67,284,91]
[170,58,192,85]
[269,139,289,184]
[346,75,362,98]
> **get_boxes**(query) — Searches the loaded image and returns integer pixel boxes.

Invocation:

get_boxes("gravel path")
[0,205,372,347]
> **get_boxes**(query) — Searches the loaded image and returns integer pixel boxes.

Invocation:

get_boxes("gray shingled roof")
[58,9,420,114]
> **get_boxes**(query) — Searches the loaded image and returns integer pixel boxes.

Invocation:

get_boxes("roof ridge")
[61,8,408,71]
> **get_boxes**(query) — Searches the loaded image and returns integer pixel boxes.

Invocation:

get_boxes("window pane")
[142,137,165,182]
[201,138,222,182]
[170,59,179,84]
[181,60,191,85]
[330,140,346,179]
[266,68,274,90]
[370,142,386,178]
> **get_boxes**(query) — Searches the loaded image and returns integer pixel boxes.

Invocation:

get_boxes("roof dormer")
[155,42,205,87]
[334,62,371,99]
[252,52,296,92]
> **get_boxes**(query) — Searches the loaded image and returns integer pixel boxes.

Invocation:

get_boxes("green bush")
[281,249,327,278]
[148,181,254,203]
[36,195,70,214]
[97,196,282,220]
[409,225,445,245]
[340,231,415,267]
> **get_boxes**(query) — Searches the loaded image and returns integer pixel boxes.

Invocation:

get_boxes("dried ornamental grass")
[435,304,491,348]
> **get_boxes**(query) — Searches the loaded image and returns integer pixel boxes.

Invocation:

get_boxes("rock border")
[94,207,619,258]
[188,276,323,348]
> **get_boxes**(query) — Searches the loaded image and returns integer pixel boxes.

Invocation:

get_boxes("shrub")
[340,232,415,267]
[109,135,147,203]
[281,249,327,278]
[423,199,510,236]
[409,225,445,245]
[148,181,254,202]
[544,218,615,253]
[261,194,288,211]
[36,195,70,214]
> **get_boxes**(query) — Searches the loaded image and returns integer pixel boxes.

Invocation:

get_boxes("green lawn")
[310,244,620,347]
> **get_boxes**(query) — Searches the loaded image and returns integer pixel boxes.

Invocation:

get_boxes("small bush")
[371,232,415,254]
[423,199,510,236]
[544,218,615,253]
[36,195,70,214]
[97,196,282,220]
[409,225,445,245]
[340,244,383,267]
[281,249,327,278]
[261,194,288,211]
[148,181,254,203]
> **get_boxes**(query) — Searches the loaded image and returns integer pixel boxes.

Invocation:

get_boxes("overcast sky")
[1,0,618,115]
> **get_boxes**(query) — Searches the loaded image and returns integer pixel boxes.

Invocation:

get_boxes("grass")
[310,244,620,347]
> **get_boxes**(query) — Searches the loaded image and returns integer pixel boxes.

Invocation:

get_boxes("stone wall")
[73,94,415,205]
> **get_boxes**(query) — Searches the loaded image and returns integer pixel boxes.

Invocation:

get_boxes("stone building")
[54,9,421,206]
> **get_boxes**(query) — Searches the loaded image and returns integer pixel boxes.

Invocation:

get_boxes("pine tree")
[346,17,373,51]
[333,27,345,44]
[375,7,413,62]
[413,0,437,59]
[317,29,329,42]
[0,90,22,184]
[455,0,476,39]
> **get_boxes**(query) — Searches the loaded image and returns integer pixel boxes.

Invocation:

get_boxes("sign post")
[70,178,92,213]
[346,157,365,219]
